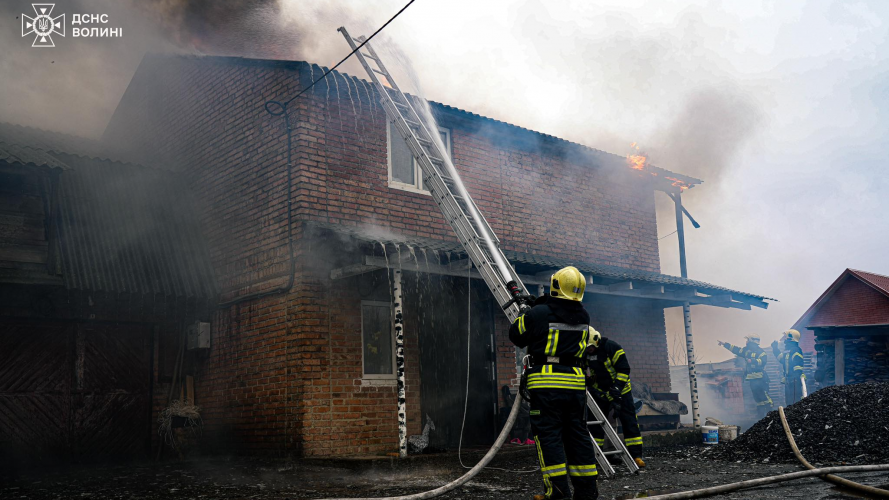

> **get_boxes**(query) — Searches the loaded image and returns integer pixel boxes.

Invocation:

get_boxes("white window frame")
[361,300,396,380]
[387,121,451,195]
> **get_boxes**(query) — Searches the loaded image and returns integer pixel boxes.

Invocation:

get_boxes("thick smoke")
[6,0,888,370]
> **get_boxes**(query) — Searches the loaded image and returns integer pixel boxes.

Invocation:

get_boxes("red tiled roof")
[849,269,889,298]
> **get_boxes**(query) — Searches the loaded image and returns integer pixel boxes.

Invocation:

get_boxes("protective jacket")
[722,342,768,380]
[773,342,805,384]
[586,337,632,398]
[509,295,590,391]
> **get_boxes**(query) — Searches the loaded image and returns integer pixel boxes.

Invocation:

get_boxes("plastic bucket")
[701,425,719,445]
[718,425,738,442]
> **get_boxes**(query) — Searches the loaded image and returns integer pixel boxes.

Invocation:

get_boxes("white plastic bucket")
[701,425,719,445]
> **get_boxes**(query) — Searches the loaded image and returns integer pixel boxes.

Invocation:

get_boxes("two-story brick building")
[2,53,771,461]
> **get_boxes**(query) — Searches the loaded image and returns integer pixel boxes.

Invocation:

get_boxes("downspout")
[672,191,701,428]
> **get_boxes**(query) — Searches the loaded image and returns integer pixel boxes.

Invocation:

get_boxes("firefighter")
[772,329,806,405]
[585,329,646,468]
[509,266,598,500]
[718,335,773,418]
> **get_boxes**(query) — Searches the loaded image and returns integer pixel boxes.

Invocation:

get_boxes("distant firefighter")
[772,329,806,405]
[718,335,773,418]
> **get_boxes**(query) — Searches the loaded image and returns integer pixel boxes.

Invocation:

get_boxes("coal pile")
[707,382,889,465]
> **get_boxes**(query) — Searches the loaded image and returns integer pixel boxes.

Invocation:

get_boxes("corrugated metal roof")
[306,221,773,302]
[0,141,70,170]
[0,123,216,299]
[0,122,151,169]
[430,101,703,188]
[55,155,217,298]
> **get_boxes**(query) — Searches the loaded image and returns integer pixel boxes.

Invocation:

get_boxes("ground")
[2,446,887,499]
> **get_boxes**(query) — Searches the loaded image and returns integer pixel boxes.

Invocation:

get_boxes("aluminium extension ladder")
[338,26,527,324]
[585,391,640,476]
[338,26,638,476]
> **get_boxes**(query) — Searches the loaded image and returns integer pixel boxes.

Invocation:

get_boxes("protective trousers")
[530,390,599,500]
[784,378,804,406]
[588,392,643,459]
[749,378,773,418]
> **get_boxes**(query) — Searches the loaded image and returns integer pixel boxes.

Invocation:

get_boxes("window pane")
[362,304,393,375]
[390,124,415,185]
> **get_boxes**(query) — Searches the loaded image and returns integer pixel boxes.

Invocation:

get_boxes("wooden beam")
[607,281,633,292]
[835,339,845,386]
[330,263,383,280]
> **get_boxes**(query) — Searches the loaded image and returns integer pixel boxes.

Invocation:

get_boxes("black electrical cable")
[281,0,418,107]
[222,0,418,309]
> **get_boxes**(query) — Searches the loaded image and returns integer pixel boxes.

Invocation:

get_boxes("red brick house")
[2,54,772,461]
[791,269,889,389]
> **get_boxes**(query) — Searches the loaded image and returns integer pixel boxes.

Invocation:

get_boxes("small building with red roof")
[790,269,889,389]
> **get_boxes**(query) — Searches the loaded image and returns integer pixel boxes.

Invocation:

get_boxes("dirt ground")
[2,445,888,500]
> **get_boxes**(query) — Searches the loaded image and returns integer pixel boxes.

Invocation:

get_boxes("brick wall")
[101,54,670,456]
[809,276,889,327]
[587,296,671,392]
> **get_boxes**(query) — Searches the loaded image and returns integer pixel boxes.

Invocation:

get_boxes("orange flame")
[626,143,648,171]
[626,143,690,191]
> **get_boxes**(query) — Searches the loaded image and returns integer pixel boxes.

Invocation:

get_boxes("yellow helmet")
[784,329,801,342]
[588,326,602,348]
[550,266,586,301]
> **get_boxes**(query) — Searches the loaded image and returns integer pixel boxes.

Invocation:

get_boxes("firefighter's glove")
[608,387,622,401]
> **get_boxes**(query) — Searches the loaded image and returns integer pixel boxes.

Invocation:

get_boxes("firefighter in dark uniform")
[718,335,773,418]
[509,266,598,500]
[772,329,806,405]
[585,329,646,468]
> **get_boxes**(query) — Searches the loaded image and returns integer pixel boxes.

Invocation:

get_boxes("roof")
[0,123,217,299]
[55,155,217,298]
[306,221,773,308]
[791,268,889,332]
[0,122,152,170]
[139,54,702,189]
[430,101,702,190]
[850,269,889,297]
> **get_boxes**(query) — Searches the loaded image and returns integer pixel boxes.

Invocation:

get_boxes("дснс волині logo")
[22,4,65,47]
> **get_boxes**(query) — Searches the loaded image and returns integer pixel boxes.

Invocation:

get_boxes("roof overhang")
[311,222,773,311]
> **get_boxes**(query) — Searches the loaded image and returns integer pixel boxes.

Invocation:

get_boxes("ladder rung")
[372,68,388,76]
[360,52,378,61]
[404,119,421,128]
[602,451,623,456]
[393,101,410,109]
[586,421,603,425]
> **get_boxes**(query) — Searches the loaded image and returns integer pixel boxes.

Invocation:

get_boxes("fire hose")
[636,464,889,500]
[318,391,523,500]
[778,406,889,498]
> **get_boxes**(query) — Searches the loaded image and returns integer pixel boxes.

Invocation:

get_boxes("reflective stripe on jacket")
[509,296,591,391]
[773,342,806,383]
[723,342,768,380]
[587,337,632,397]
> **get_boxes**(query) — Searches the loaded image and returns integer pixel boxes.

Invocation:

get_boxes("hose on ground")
[318,390,522,500]
[641,464,889,500]
[778,405,889,498]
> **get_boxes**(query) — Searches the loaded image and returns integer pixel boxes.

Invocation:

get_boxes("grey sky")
[3,0,888,363]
